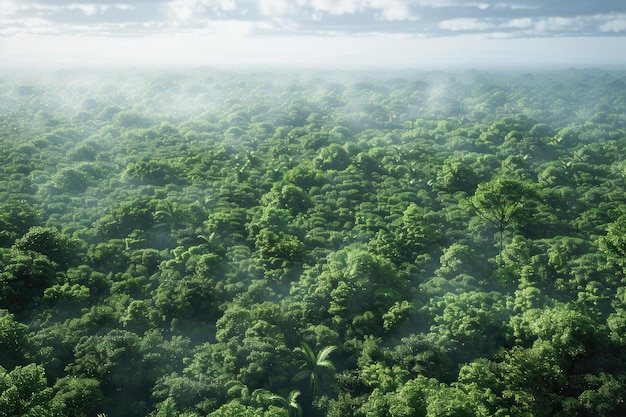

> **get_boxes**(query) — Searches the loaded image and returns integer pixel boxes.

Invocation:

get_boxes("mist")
[1,66,626,416]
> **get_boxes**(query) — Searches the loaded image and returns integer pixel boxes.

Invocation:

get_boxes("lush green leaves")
[2,67,626,417]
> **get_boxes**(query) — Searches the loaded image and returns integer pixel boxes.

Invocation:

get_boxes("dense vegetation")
[1,67,626,417]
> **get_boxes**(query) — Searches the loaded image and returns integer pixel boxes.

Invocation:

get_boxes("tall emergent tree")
[469,178,529,256]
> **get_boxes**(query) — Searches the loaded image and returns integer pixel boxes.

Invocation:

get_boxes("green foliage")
[95,197,158,240]
[314,144,350,171]
[51,165,96,192]
[253,389,302,417]
[469,178,532,254]
[436,156,482,193]
[0,247,58,311]
[0,364,54,417]
[429,291,509,363]
[125,158,189,186]
[2,68,626,417]
[0,310,28,369]
[0,200,40,247]
[51,376,103,417]
[382,300,413,332]
[293,342,336,397]
[600,214,626,272]
[14,226,80,268]
[155,398,178,417]
[254,229,305,270]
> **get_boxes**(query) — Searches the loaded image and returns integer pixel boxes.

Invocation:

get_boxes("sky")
[1,0,626,69]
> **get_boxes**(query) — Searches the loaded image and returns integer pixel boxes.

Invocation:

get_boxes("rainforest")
[1,67,626,417]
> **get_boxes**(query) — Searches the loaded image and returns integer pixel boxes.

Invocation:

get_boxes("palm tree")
[252,389,302,417]
[292,342,336,398]
[197,232,225,255]
[153,201,188,231]
[153,201,191,245]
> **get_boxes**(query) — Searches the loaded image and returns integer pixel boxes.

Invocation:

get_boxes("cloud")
[600,14,626,32]
[369,0,417,21]
[258,0,292,17]
[500,17,533,29]
[439,18,494,31]
[533,16,586,34]
[305,0,361,16]
[1,0,626,39]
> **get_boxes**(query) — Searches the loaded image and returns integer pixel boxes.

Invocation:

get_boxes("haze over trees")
[1,67,626,416]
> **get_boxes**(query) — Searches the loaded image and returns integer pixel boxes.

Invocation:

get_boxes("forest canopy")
[1,67,626,416]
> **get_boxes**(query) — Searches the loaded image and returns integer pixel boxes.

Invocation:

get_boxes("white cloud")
[306,0,360,16]
[302,0,417,21]
[501,17,532,29]
[63,3,134,16]
[600,15,626,32]
[410,0,457,7]
[533,17,585,33]
[370,0,417,21]
[410,1,537,10]
[0,2,94,17]
[165,0,237,22]
[66,4,109,16]
[493,3,540,11]
[0,16,57,36]
[0,1,136,28]
[470,3,491,10]
[439,18,493,31]
[164,0,198,22]
[1,0,626,44]
[0,1,20,17]
[258,0,292,17]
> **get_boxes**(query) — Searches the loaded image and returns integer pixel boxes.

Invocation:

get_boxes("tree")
[0,364,54,416]
[253,389,302,417]
[599,214,626,272]
[429,291,508,364]
[155,398,178,417]
[293,342,336,398]
[436,156,481,193]
[0,248,58,312]
[52,376,103,417]
[51,166,93,192]
[66,330,149,417]
[499,342,566,416]
[207,399,264,417]
[313,144,350,171]
[154,201,192,232]
[0,310,28,369]
[254,229,305,270]
[153,200,192,246]
[390,334,455,383]
[270,390,302,417]
[0,200,40,247]
[469,178,530,256]
[13,226,80,268]
[95,197,158,240]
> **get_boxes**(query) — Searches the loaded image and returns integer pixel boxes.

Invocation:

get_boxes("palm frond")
[292,369,311,382]
[287,389,301,405]
[296,341,316,364]
[317,345,336,362]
